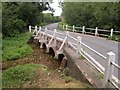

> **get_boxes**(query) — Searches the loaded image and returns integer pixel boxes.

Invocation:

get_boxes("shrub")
[3,52,21,60]
[108,35,120,42]
[3,19,26,37]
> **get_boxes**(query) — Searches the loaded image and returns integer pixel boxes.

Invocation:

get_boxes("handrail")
[85,27,95,30]
[81,42,107,60]
[68,34,77,41]
[111,62,120,70]
[56,31,65,35]
[68,42,77,50]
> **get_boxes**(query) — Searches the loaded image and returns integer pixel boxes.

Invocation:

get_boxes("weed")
[40,64,49,72]
[2,33,33,61]
[80,55,85,60]
[2,64,39,88]
[108,35,120,42]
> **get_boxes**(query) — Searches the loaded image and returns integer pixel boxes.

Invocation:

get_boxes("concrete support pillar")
[40,42,43,49]
[46,46,49,53]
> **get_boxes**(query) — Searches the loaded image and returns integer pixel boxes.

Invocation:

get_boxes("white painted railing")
[59,24,120,37]
[29,25,120,89]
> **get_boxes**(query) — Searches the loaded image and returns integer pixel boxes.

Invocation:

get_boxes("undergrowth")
[2,33,33,61]
[108,35,120,42]
[2,64,39,88]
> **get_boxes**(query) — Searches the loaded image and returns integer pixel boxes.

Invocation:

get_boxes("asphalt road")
[42,23,119,83]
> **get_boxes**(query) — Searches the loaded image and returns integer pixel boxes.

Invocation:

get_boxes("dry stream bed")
[2,40,92,88]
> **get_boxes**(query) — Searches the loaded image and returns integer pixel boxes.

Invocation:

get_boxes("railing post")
[58,31,68,52]
[66,25,68,31]
[95,27,98,36]
[73,25,75,32]
[77,36,81,58]
[35,25,38,32]
[29,26,31,33]
[110,28,113,37]
[82,26,85,34]
[102,51,116,88]
[39,26,41,32]
[66,31,69,37]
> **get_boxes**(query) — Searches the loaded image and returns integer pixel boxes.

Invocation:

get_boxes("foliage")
[108,35,120,42]
[2,33,33,61]
[2,64,39,88]
[62,2,120,30]
[2,2,50,37]
[43,13,61,24]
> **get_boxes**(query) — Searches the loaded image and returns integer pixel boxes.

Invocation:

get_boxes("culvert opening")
[43,43,46,49]
[49,47,55,58]
[38,41,41,48]
[58,54,65,62]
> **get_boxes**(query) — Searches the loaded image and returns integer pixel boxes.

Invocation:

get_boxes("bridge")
[29,23,120,89]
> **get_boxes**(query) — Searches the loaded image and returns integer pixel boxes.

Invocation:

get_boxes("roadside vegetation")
[60,2,120,42]
[2,33,33,61]
[108,35,120,42]
[2,2,93,89]
[2,64,39,88]
[2,2,61,38]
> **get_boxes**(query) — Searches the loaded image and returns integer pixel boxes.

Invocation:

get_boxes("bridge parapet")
[29,25,120,89]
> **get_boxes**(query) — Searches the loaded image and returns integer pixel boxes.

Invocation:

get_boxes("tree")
[2,2,50,37]
[62,2,120,31]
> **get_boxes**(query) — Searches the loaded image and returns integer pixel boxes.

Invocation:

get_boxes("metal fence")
[29,25,120,89]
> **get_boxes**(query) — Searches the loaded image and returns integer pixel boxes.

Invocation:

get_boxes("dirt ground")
[2,40,91,88]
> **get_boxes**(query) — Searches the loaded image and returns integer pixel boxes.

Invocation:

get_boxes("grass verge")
[2,64,39,88]
[2,33,33,61]
[108,35,120,42]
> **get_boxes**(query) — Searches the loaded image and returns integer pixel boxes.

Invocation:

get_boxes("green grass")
[2,33,33,61]
[0,33,2,61]
[108,35,120,42]
[2,64,39,88]
[80,55,85,60]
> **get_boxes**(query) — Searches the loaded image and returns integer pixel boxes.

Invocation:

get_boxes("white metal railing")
[29,25,120,89]
[59,24,120,37]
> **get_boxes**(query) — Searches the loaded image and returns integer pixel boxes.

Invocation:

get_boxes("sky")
[43,0,62,16]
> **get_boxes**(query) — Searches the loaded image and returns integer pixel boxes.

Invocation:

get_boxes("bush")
[2,64,39,88]
[3,18,26,37]
[3,52,21,60]
[108,35,120,42]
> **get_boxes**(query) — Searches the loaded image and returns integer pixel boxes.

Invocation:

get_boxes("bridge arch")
[49,47,55,58]
[42,43,47,49]
[58,53,65,61]
[38,41,41,47]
